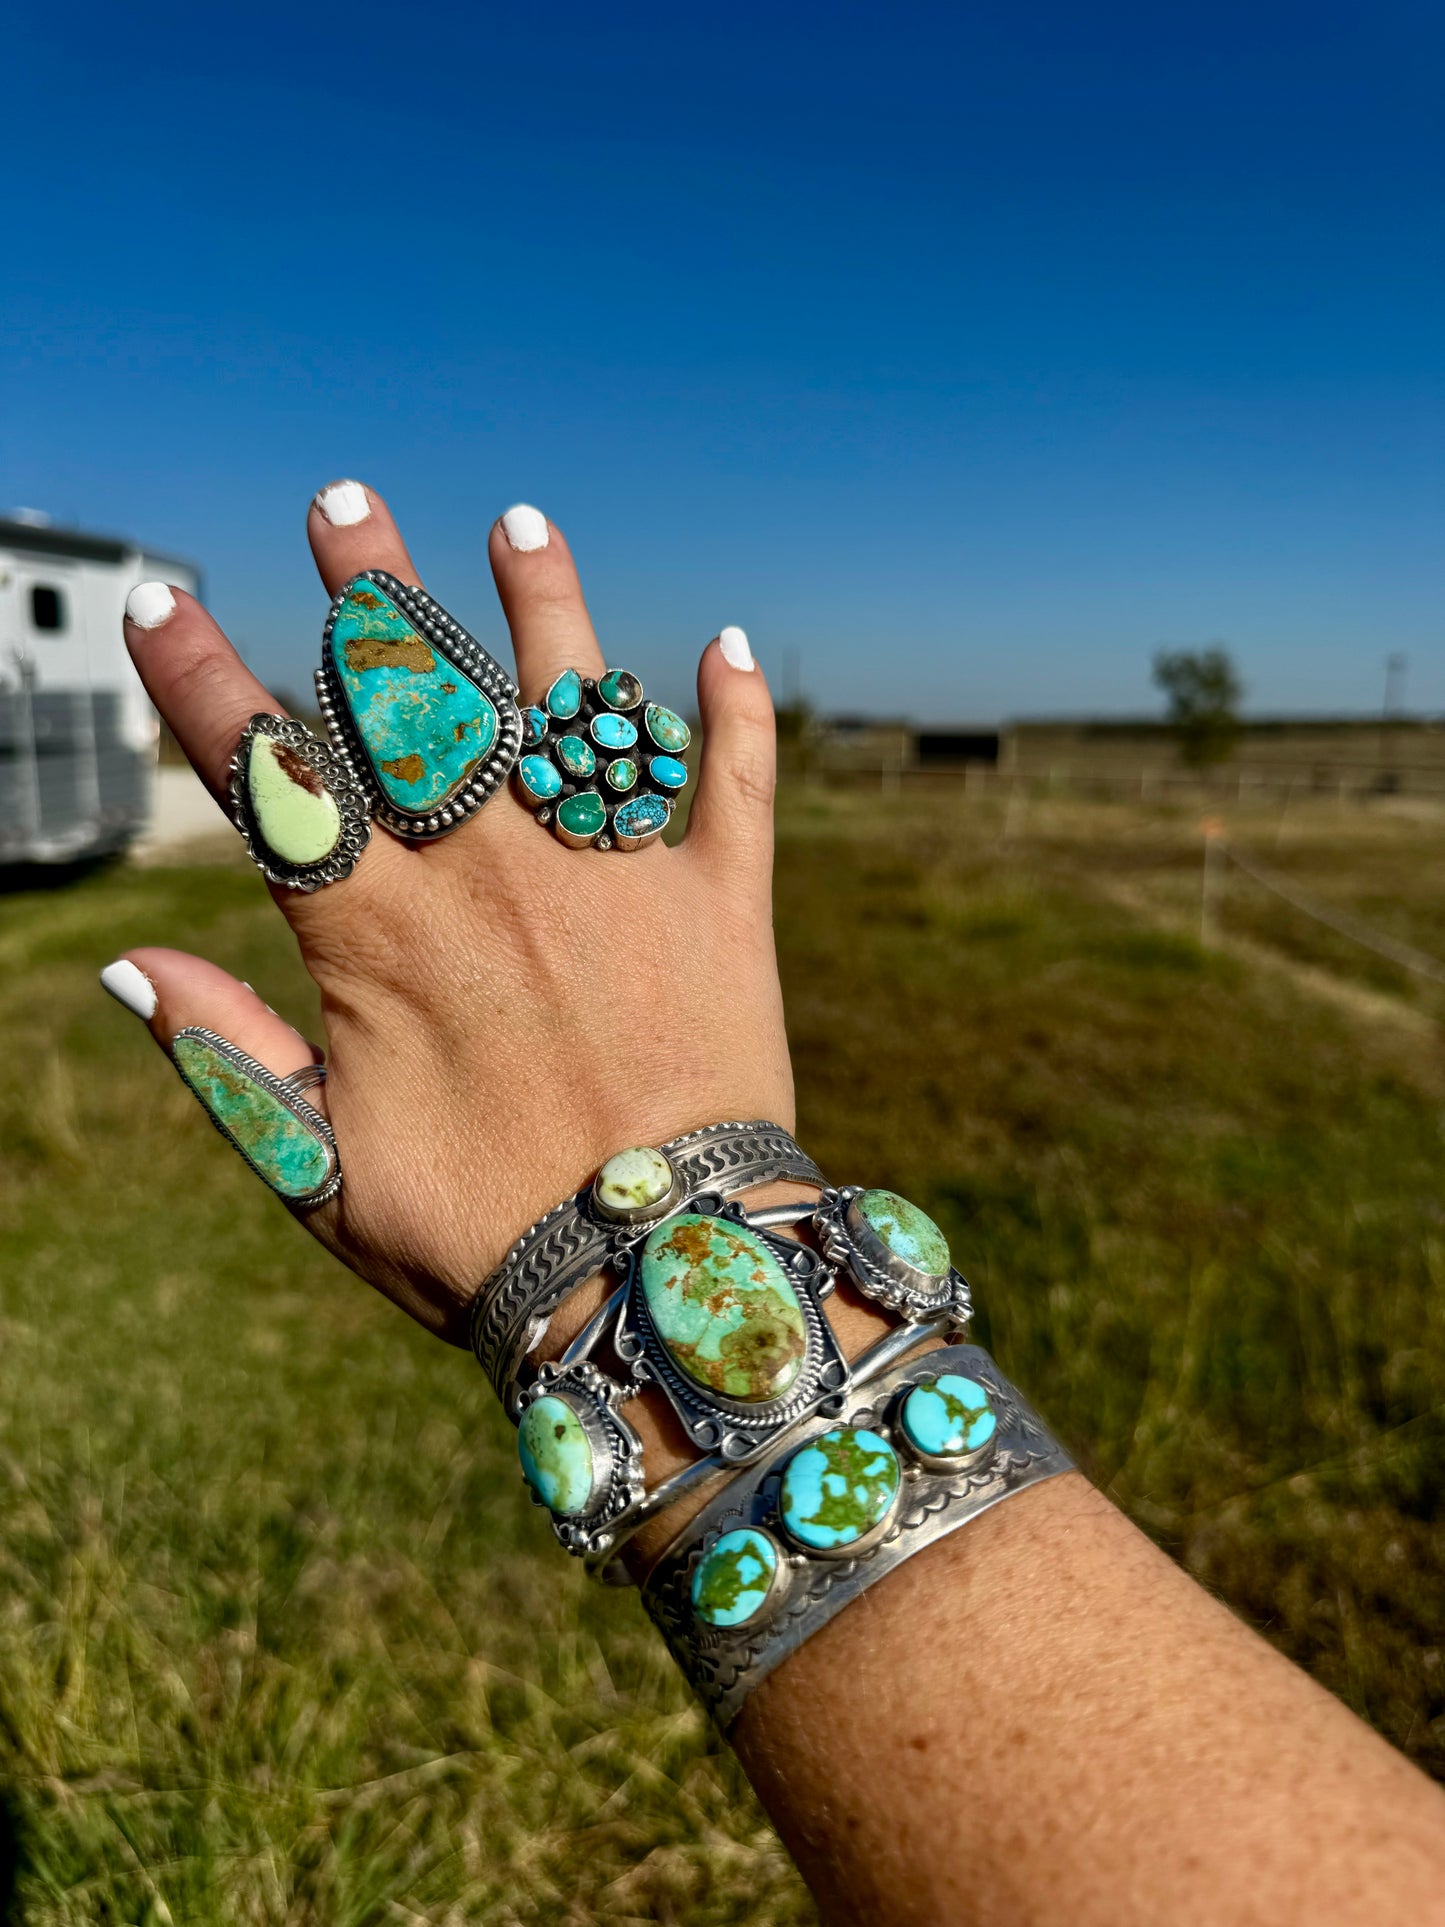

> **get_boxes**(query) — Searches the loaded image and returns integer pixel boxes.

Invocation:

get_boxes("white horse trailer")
[0,516,200,864]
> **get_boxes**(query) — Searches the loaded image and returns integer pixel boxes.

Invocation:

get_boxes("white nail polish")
[125,582,177,630]
[100,959,158,1020]
[718,625,754,672]
[314,480,371,527]
[500,503,549,552]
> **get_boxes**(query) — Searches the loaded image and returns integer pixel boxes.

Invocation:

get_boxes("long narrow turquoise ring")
[171,1027,341,1207]
[514,666,690,851]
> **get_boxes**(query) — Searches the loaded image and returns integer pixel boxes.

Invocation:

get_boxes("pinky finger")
[99,950,340,1210]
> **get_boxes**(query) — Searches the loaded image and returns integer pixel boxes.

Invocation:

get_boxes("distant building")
[0,515,200,863]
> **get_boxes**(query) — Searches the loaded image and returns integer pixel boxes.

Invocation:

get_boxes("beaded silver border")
[170,1026,341,1208]
[514,1360,646,1558]
[643,1344,1073,1728]
[813,1185,973,1326]
[227,713,372,891]
[316,570,522,842]
[614,1198,849,1464]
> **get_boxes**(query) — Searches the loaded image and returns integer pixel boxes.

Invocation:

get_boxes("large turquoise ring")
[514,667,691,851]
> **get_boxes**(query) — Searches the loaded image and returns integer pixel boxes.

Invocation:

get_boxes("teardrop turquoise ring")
[514,665,690,851]
[170,1028,341,1207]
[315,572,523,842]
[228,714,372,891]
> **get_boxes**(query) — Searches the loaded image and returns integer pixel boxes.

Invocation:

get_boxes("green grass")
[3,788,1445,1920]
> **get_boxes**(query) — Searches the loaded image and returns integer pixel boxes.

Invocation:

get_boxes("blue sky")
[3,0,1440,719]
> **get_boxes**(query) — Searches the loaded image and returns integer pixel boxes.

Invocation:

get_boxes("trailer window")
[30,585,66,632]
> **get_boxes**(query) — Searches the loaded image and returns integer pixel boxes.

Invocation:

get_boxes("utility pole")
[1382,652,1407,788]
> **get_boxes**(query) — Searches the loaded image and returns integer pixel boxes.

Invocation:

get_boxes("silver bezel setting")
[316,570,522,843]
[590,1147,686,1226]
[614,1197,849,1464]
[890,1373,1000,1475]
[171,1026,341,1208]
[514,1360,646,1557]
[690,1524,793,1633]
[813,1185,973,1326]
[227,713,372,891]
[775,1427,905,1561]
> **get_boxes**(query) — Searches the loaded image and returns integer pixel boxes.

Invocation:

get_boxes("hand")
[107,486,792,1342]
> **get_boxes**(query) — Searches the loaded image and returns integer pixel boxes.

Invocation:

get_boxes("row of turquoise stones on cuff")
[689,1375,999,1629]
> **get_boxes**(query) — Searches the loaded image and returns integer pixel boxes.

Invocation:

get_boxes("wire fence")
[1217,840,1445,989]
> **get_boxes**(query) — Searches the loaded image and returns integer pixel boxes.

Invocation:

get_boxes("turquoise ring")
[515,666,690,851]
[228,714,372,891]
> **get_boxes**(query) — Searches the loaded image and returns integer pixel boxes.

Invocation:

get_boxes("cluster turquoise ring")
[514,667,691,850]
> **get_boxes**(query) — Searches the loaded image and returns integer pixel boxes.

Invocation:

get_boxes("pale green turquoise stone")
[331,581,497,811]
[779,1427,900,1552]
[645,703,691,753]
[692,1528,780,1627]
[595,1146,674,1215]
[246,732,341,865]
[639,1213,806,1403]
[857,1189,951,1278]
[172,1035,331,1199]
[605,757,638,792]
[517,1396,595,1515]
[900,1374,997,1458]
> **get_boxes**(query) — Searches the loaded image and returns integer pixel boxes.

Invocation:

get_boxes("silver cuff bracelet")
[641,1343,1073,1728]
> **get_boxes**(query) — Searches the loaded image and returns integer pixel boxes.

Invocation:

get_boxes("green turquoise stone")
[856,1190,951,1278]
[522,706,547,746]
[692,1527,781,1627]
[517,1395,595,1515]
[645,703,691,753]
[556,735,596,778]
[605,757,638,792]
[639,1213,806,1403]
[246,732,341,866]
[172,1035,331,1200]
[331,581,498,811]
[779,1428,900,1552]
[614,793,670,844]
[518,754,562,803]
[591,712,638,751]
[599,668,643,710]
[900,1374,997,1459]
[649,754,688,791]
[545,669,583,720]
[556,790,607,841]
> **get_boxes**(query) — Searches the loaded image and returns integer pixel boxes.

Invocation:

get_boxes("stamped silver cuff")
[642,1343,1073,1728]
[470,1120,827,1409]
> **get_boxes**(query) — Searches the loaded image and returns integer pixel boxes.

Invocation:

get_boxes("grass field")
[3,784,1445,1922]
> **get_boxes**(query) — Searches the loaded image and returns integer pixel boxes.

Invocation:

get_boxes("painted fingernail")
[314,480,371,527]
[718,625,754,672]
[100,959,158,1020]
[125,582,177,631]
[500,503,549,553]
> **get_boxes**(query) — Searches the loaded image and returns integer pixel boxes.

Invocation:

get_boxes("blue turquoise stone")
[591,712,639,751]
[639,1214,807,1402]
[545,669,583,720]
[331,581,498,811]
[172,1035,332,1200]
[855,1190,950,1278]
[900,1374,997,1459]
[598,668,643,710]
[614,793,670,845]
[518,1395,595,1515]
[522,706,548,746]
[556,735,597,778]
[779,1428,901,1552]
[645,704,691,753]
[692,1528,781,1627]
[605,757,638,792]
[649,754,688,791]
[518,754,563,803]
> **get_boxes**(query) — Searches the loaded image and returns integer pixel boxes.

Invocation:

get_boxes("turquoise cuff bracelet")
[642,1342,1073,1727]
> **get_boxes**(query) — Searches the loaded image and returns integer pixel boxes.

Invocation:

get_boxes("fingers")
[488,505,606,699]
[307,480,422,598]
[123,586,282,800]
[683,628,775,886]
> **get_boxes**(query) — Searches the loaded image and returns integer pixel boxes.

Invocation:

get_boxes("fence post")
[1201,818,1224,945]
